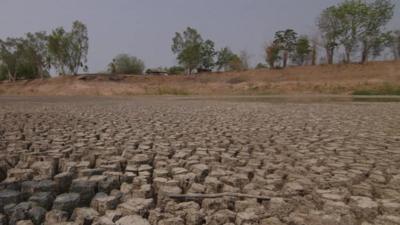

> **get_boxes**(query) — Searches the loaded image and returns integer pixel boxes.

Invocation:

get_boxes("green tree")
[273,29,298,68]
[172,27,202,74]
[216,47,239,71]
[318,6,341,64]
[48,21,89,75]
[68,21,89,74]
[265,42,281,68]
[239,50,251,70]
[335,0,366,63]
[0,63,7,81]
[23,32,50,79]
[200,40,217,70]
[389,30,400,60]
[228,55,243,71]
[0,38,21,81]
[0,35,48,81]
[292,36,311,65]
[48,27,70,75]
[358,0,394,63]
[172,27,216,74]
[109,54,145,75]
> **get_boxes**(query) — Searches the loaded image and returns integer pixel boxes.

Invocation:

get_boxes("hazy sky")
[1,0,399,72]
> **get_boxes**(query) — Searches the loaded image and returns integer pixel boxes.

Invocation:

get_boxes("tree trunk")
[360,42,369,64]
[283,51,288,68]
[37,65,43,80]
[345,47,352,64]
[311,46,317,66]
[361,48,368,64]
[325,48,334,65]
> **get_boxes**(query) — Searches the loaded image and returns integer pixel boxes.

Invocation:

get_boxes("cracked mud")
[0,96,400,225]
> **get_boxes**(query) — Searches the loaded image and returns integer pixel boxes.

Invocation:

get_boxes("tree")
[172,27,203,74]
[68,21,89,74]
[273,29,298,67]
[334,0,366,63]
[48,21,89,75]
[109,54,145,75]
[215,47,241,71]
[172,27,216,74]
[318,6,341,64]
[389,30,400,60]
[264,42,281,69]
[358,0,394,63]
[228,55,243,71]
[216,47,235,71]
[0,38,21,81]
[48,27,70,75]
[200,40,217,70]
[24,32,50,79]
[239,50,251,70]
[292,36,311,65]
[0,63,7,81]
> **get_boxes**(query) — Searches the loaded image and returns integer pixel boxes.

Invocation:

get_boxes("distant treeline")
[1,0,399,80]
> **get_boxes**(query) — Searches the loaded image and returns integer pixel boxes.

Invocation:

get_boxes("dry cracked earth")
[0,96,400,225]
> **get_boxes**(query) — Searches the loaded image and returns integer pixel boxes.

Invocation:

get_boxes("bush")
[353,84,400,95]
[227,76,248,84]
[168,66,185,75]
[110,54,145,75]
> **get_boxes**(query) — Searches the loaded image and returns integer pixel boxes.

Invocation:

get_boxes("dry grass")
[1,60,400,96]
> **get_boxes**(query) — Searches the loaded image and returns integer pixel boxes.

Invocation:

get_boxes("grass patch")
[353,84,400,95]
[154,87,190,95]
[227,76,248,84]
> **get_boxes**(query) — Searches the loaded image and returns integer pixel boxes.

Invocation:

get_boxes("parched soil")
[0,60,400,96]
[0,96,400,225]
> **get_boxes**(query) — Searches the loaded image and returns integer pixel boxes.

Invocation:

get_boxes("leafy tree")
[23,32,50,79]
[0,63,7,81]
[109,54,145,75]
[334,0,366,63]
[292,36,311,65]
[228,54,243,71]
[389,30,400,60]
[172,27,216,74]
[0,35,49,81]
[358,0,394,63]
[68,21,89,74]
[172,27,203,74]
[48,21,89,75]
[200,40,217,70]
[265,42,281,68]
[318,6,341,64]
[0,38,21,81]
[48,27,71,75]
[216,47,239,71]
[273,29,298,67]
[239,50,251,70]
[310,37,318,66]
[216,47,243,71]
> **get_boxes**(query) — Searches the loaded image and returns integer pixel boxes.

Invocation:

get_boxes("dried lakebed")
[0,96,400,225]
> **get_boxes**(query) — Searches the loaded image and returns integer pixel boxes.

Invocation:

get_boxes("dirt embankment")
[0,60,399,96]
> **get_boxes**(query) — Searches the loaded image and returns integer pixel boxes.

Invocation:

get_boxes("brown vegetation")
[0,60,399,96]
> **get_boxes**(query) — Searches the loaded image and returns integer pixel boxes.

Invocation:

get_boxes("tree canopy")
[109,54,145,75]
[172,27,217,74]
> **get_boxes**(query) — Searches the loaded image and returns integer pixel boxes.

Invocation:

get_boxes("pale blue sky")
[1,0,399,72]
